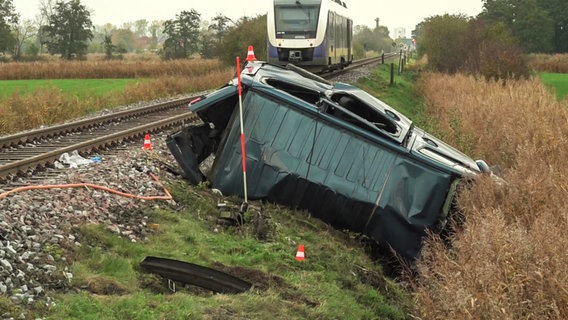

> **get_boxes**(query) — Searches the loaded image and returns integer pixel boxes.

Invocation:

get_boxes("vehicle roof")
[241,61,413,138]
[242,61,333,92]
[190,60,481,176]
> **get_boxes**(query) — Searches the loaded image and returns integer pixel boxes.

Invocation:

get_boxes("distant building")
[399,38,416,52]
[392,27,406,39]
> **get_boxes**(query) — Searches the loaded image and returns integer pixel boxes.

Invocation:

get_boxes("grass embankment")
[412,73,568,319]
[356,62,430,128]
[2,62,419,319]
[0,59,233,135]
[40,191,411,319]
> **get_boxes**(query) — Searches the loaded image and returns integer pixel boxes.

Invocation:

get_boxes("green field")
[540,72,568,101]
[0,79,145,99]
[2,72,565,102]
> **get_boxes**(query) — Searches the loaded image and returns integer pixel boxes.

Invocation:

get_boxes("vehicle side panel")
[201,90,454,260]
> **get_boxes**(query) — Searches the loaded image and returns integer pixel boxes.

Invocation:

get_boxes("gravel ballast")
[0,131,179,311]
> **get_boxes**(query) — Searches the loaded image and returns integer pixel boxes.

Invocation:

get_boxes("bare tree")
[148,20,164,50]
[12,19,37,58]
[35,0,56,54]
[134,19,149,37]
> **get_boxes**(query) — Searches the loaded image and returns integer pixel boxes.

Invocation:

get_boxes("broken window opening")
[330,94,398,134]
[265,78,321,104]
[264,78,399,138]
[324,103,381,135]
[316,97,398,139]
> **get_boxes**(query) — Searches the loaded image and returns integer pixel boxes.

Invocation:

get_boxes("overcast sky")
[14,0,484,37]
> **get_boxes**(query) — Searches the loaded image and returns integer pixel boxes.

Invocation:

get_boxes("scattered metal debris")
[140,256,253,294]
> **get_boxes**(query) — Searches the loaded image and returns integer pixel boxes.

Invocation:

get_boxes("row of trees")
[4,0,566,72]
[414,14,529,80]
[479,0,568,54]
[90,20,166,55]
[0,0,243,61]
[352,24,393,58]
[0,0,95,59]
[0,0,393,65]
[413,0,568,79]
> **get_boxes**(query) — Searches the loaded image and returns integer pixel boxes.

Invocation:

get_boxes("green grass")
[356,61,430,130]
[539,72,568,101]
[0,79,145,99]
[20,181,412,320]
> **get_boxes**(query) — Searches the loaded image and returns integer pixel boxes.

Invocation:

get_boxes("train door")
[347,18,352,64]
[338,15,344,66]
[327,11,335,66]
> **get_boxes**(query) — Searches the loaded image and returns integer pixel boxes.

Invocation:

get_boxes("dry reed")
[0,69,233,135]
[527,54,568,73]
[411,73,568,319]
[0,58,226,80]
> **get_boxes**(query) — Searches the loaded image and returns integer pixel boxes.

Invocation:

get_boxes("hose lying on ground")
[0,172,172,201]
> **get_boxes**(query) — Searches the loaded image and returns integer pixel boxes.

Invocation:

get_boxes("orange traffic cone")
[142,134,153,150]
[246,45,256,61]
[295,244,305,261]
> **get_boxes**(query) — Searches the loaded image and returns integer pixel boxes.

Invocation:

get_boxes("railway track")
[317,53,397,78]
[0,97,198,183]
[0,56,392,183]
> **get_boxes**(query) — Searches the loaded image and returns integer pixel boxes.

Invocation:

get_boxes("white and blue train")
[267,0,353,72]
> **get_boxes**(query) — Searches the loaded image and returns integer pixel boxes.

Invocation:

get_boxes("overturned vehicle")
[167,59,493,261]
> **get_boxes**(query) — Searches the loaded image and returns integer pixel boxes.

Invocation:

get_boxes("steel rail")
[320,53,399,79]
[0,96,194,148]
[0,112,197,179]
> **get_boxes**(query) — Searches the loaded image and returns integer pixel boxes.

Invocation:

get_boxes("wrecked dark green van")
[167,61,492,261]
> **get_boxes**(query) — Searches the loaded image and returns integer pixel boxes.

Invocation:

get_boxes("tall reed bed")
[411,73,568,319]
[0,59,226,80]
[527,54,568,73]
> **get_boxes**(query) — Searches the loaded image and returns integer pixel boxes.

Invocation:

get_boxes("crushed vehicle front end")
[167,60,490,261]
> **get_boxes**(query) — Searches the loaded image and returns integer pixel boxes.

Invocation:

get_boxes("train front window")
[274,5,320,39]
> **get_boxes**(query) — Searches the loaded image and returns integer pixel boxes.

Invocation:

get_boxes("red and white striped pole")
[236,56,248,204]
